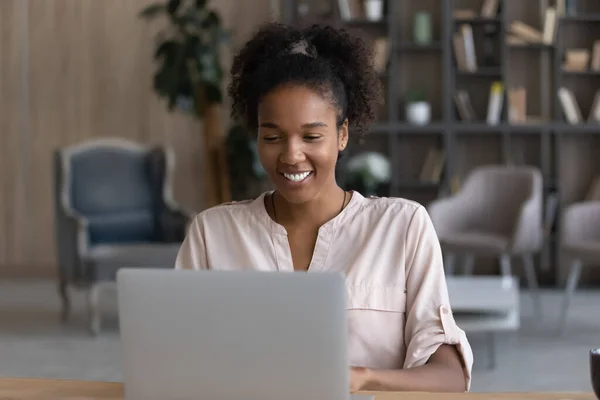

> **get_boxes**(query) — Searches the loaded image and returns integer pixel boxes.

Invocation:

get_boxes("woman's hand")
[350,366,371,393]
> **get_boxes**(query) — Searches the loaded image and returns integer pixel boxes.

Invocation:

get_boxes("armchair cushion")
[87,210,156,244]
[440,231,509,255]
[85,243,182,281]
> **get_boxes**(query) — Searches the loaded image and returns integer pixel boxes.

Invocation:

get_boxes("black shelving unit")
[281,0,600,287]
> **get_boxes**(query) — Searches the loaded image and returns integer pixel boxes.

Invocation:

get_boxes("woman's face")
[257,84,348,205]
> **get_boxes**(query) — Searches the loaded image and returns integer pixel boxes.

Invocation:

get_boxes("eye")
[262,135,280,142]
[304,134,322,141]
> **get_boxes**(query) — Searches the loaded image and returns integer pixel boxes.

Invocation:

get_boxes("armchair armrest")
[427,194,472,237]
[510,191,543,253]
[562,201,600,243]
[55,207,90,283]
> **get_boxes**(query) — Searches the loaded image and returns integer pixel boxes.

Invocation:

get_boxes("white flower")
[346,152,391,183]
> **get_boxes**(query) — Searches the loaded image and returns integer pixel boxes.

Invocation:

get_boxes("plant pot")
[406,101,431,125]
[364,0,384,21]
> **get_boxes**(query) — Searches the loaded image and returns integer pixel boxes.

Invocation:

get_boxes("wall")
[0,0,273,278]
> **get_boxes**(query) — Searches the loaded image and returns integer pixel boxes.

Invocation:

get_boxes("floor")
[0,280,598,393]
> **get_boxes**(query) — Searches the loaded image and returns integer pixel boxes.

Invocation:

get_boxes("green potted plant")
[139,0,228,115]
[345,151,391,196]
[405,88,431,125]
[139,0,232,206]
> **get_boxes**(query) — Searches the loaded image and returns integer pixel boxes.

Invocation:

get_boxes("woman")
[175,22,473,392]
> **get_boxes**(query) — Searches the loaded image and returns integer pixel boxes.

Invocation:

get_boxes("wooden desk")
[0,377,595,400]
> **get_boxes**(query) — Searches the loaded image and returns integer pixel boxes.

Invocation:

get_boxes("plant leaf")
[195,0,207,9]
[201,11,221,29]
[139,3,165,19]
[167,0,182,15]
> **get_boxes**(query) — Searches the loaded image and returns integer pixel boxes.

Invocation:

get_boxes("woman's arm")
[351,344,466,392]
[354,205,472,393]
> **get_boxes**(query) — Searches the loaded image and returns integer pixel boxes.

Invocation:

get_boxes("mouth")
[280,171,313,183]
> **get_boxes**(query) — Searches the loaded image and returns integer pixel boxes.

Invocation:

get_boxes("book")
[508,86,527,124]
[480,0,500,18]
[589,89,600,123]
[460,24,477,72]
[454,90,477,121]
[510,21,544,43]
[591,41,600,71]
[542,7,557,45]
[453,32,469,72]
[558,87,583,124]
[487,81,504,125]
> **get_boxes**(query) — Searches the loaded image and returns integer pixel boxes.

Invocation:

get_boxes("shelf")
[553,124,600,133]
[560,15,600,23]
[452,123,505,133]
[507,123,552,133]
[397,42,443,52]
[456,67,503,77]
[508,43,554,51]
[561,69,600,77]
[455,17,502,25]
[343,19,387,27]
[395,123,447,133]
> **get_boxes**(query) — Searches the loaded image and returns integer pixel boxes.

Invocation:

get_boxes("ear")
[338,119,349,152]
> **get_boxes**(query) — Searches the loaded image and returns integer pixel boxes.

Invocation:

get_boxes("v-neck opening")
[253,190,364,272]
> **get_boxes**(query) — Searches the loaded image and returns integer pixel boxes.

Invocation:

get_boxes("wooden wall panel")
[1,0,272,277]
[0,0,27,270]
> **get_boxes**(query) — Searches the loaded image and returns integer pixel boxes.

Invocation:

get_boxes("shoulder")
[190,193,269,228]
[355,194,426,221]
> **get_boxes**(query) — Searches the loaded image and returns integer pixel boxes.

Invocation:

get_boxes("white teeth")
[283,172,311,182]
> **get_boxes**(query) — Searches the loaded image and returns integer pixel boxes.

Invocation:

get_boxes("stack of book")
[507,8,557,47]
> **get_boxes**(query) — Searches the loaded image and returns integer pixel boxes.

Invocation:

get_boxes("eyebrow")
[259,122,328,129]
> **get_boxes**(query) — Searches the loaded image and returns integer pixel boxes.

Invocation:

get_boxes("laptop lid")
[117,269,350,400]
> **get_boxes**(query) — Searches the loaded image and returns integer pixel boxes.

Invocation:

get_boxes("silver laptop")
[117,269,373,400]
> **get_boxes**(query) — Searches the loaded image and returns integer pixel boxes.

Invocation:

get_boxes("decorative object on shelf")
[345,152,391,196]
[139,0,232,207]
[564,48,591,72]
[413,11,432,45]
[363,0,384,21]
[405,89,431,125]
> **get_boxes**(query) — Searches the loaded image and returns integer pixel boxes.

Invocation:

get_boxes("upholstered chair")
[428,165,545,317]
[54,138,193,334]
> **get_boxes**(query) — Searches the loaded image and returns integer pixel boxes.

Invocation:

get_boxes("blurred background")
[0,0,599,393]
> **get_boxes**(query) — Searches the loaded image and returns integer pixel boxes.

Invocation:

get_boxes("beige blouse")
[175,191,473,390]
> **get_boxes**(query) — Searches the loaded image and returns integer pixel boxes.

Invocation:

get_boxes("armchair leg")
[58,277,71,323]
[87,284,101,336]
[462,254,475,275]
[558,259,582,334]
[522,253,542,319]
[444,252,456,275]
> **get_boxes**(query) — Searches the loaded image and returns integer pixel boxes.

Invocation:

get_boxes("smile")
[282,171,312,182]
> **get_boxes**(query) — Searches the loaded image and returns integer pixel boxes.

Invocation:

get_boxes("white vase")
[406,101,431,125]
[364,0,384,21]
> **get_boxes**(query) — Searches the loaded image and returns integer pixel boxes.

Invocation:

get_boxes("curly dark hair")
[227,22,383,137]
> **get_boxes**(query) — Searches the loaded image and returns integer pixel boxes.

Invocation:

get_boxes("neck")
[273,185,347,228]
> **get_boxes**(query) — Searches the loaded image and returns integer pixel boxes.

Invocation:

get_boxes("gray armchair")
[558,176,600,332]
[428,165,544,316]
[54,138,193,334]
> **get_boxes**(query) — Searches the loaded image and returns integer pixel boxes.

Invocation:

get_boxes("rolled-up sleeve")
[402,205,473,391]
[174,214,208,270]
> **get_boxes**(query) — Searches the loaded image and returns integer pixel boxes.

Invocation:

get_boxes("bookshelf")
[281,0,600,287]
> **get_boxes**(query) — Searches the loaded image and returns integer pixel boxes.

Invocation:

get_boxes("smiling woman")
[175,22,473,393]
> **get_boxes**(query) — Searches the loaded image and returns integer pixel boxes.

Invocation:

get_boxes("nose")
[279,139,306,165]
